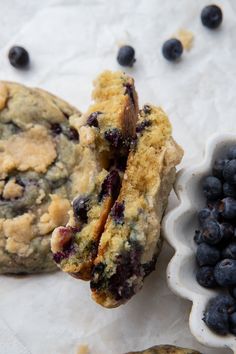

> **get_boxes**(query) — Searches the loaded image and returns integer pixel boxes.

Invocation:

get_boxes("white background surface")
[0,1,235,353]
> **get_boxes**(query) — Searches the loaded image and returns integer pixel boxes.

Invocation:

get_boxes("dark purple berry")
[223,160,236,185]
[117,45,136,67]
[222,243,236,260]
[162,38,183,61]
[194,230,204,244]
[201,5,223,29]
[51,123,62,135]
[87,111,102,128]
[196,266,217,288]
[220,197,236,219]
[202,219,222,245]
[202,176,222,201]
[111,201,125,225]
[198,207,219,226]
[229,312,236,335]
[104,129,123,148]
[73,196,90,223]
[228,146,236,160]
[214,259,236,286]
[99,170,121,201]
[203,295,236,335]
[196,243,220,266]
[65,127,79,141]
[219,222,234,243]
[223,182,236,198]
[8,46,29,69]
[136,120,152,133]
[213,159,229,179]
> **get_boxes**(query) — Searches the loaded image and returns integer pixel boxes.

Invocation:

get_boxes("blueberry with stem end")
[196,266,217,288]
[201,5,223,29]
[214,259,236,286]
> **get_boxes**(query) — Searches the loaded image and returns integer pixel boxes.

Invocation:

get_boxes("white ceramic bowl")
[162,133,236,354]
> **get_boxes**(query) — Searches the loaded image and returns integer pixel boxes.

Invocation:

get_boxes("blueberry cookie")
[125,345,202,354]
[0,81,82,274]
[91,105,183,307]
[51,71,139,280]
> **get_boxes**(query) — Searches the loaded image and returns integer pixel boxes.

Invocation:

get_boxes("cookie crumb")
[175,28,194,51]
[76,344,89,354]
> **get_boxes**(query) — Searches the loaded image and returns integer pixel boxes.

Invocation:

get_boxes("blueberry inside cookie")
[0,82,82,274]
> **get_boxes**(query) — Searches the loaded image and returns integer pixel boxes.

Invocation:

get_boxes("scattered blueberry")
[73,196,90,223]
[201,5,223,29]
[221,197,236,219]
[203,295,235,335]
[8,46,30,69]
[223,160,236,185]
[213,159,229,179]
[214,259,236,286]
[104,129,123,148]
[162,38,183,61]
[202,219,222,245]
[87,111,102,128]
[136,120,152,133]
[196,266,217,288]
[202,176,222,201]
[222,243,236,260]
[223,182,236,198]
[196,243,220,266]
[117,45,136,67]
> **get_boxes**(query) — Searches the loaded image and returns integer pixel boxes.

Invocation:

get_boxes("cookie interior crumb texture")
[0,81,82,274]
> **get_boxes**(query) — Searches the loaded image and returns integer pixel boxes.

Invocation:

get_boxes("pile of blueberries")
[194,145,236,335]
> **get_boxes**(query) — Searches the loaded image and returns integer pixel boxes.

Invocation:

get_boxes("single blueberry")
[202,176,222,201]
[87,111,102,128]
[194,230,204,244]
[73,196,90,223]
[201,5,223,29]
[196,243,220,266]
[196,266,217,288]
[222,243,236,260]
[213,159,229,180]
[202,219,222,245]
[228,146,236,160]
[198,207,219,226]
[229,312,236,335]
[223,160,236,184]
[117,45,136,67]
[214,259,236,286]
[162,38,183,61]
[223,182,236,198]
[203,295,236,335]
[220,197,236,219]
[220,222,234,244]
[8,46,30,69]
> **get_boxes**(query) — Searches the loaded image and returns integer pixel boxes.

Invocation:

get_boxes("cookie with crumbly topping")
[125,344,202,354]
[0,81,82,274]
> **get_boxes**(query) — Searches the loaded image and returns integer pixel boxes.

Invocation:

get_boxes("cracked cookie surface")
[0,81,81,274]
[125,344,202,354]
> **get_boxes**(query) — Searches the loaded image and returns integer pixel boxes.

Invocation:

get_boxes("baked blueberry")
[222,243,236,260]
[104,128,123,148]
[98,170,121,201]
[8,46,30,69]
[196,266,217,288]
[110,201,125,225]
[203,295,236,335]
[162,38,183,61]
[117,45,136,67]
[87,111,102,128]
[214,259,236,286]
[73,196,90,223]
[194,230,204,244]
[220,197,236,219]
[223,160,236,184]
[229,312,236,335]
[202,176,222,201]
[223,182,236,198]
[196,243,220,266]
[202,219,222,244]
[228,146,236,160]
[201,5,223,29]
[213,159,229,179]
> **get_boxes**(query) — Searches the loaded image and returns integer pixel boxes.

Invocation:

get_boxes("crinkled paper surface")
[0,1,235,353]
